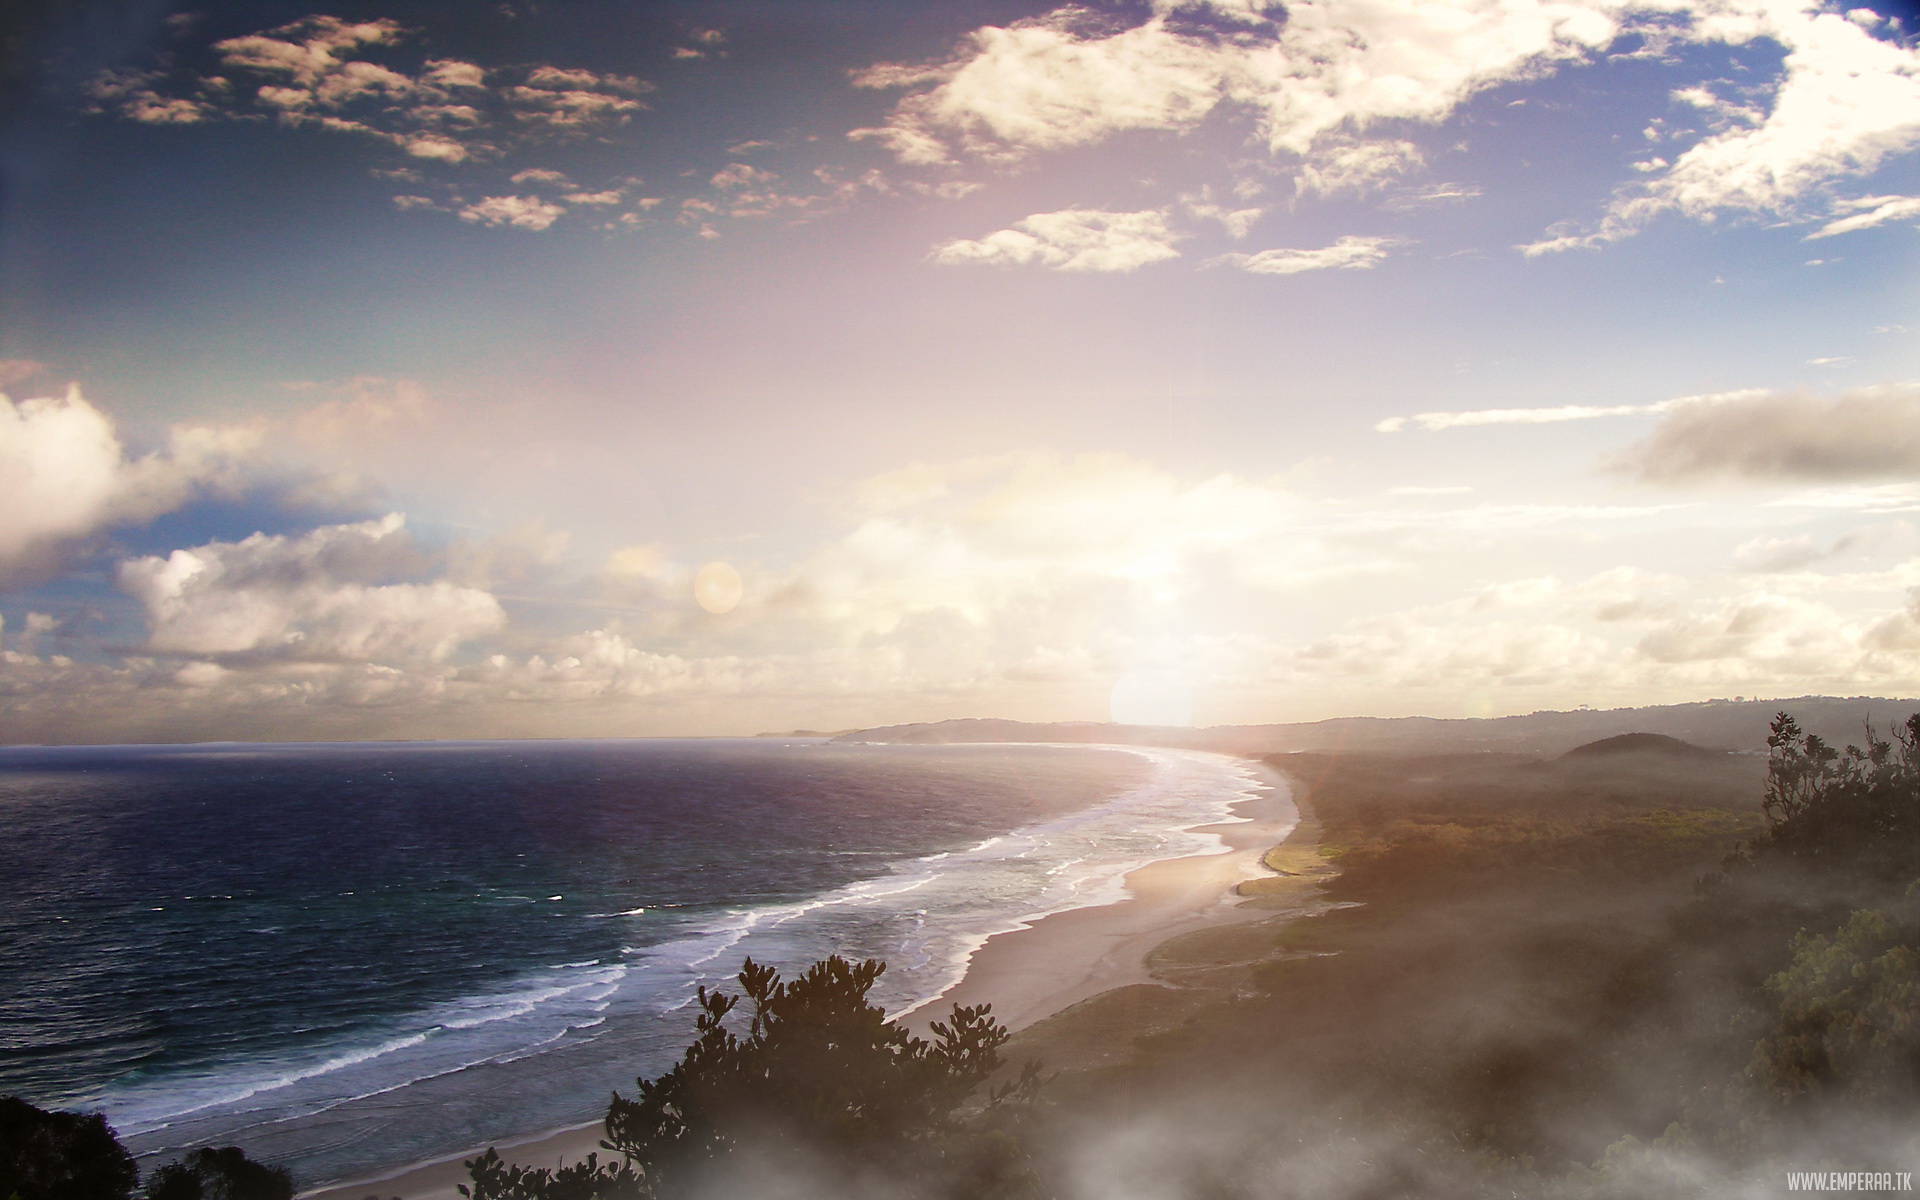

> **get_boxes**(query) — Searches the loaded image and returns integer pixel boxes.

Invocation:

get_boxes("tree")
[1760,711,1920,871]
[1748,887,1920,1107]
[457,1151,641,1200]
[463,955,1046,1200]
[143,1149,293,1200]
[0,1097,137,1200]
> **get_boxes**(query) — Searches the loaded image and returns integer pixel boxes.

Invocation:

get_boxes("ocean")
[0,737,1271,1188]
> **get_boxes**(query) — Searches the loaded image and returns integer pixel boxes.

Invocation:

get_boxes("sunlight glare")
[1109,668,1195,727]
[694,561,743,614]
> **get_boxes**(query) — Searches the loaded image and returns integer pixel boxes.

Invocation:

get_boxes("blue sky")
[3,0,1919,741]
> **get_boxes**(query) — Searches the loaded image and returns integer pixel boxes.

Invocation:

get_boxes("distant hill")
[833,696,1919,757]
[754,729,861,739]
[1557,733,1725,761]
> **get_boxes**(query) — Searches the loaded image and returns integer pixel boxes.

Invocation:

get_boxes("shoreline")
[303,752,1298,1200]
[899,753,1297,1035]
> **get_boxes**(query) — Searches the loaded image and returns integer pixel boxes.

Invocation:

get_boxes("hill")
[834,696,1916,757]
[1556,732,1726,761]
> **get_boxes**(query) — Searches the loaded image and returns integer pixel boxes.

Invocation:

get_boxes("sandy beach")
[303,753,1300,1200]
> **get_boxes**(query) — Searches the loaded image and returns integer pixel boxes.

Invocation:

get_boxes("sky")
[3,0,1920,743]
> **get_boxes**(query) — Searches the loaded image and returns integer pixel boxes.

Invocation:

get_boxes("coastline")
[898,754,1298,1035]
[302,752,1301,1200]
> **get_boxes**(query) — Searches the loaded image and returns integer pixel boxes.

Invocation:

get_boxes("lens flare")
[693,561,743,614]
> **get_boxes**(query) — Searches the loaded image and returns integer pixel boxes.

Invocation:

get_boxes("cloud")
[851,11,1227,165]
[931,209,1183,271]
[1294,612,1620,689]
[1806,193,1920,239]
[1732,533,1825,572]
[1377,400,1673,433]
[1727,528,1892,573]
[458,195,566,230]
[853,0,1920,252]
[1614,384,1920,483]
[86,15,652,227]
[1294,139,1424,197]
[1213,235,1398,275]
[1635,591,1858,672]
[853,0,1622,185]
[1180,190,1264,237]
[0,387,258,583]
[506,66,648,134]
[1527,7,1920,252]
[1374,387,1776,432]
[118,514,505,663]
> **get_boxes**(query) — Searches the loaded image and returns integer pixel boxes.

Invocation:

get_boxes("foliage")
[1748,884,1920,1106]
[466,955,1046,1200]
[143,1149,292,1200]
[458,1151,643,1200]
[1760,712,1920,871]
[0,1097,137,1200]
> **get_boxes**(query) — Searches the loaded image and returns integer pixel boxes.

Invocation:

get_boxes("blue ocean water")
[0,738,1268,1188]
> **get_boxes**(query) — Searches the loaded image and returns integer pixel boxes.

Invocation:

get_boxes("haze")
[3,0,1919,743]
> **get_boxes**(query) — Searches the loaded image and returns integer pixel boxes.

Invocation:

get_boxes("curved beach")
[303,755,1299,1200]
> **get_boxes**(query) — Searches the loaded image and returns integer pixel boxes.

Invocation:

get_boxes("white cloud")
[1806,193,1920,239]
[1374,387,1775,432]
[855,0,1624,185]
[1214,235,1398,275]
[1528,6,1920,252]
[931,208,1183,272]
[1635,591,1858,672]
[118,514,505,662]
[853,0,1920,253]
[0,387,258,581]
[1181,192,1264,237]
[852,11,1228,165]
[1376,399,1672,432]
[458,195,566,230]
[1732,533,1825,572]
[1765,483,1920,513]
[1294,139,1424,197]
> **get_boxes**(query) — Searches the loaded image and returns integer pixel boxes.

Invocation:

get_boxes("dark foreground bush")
[143,1148,293,1200]
[463,955,1046,1200]
[0,1099,286,1200]
[1761,711,1920,872]
[0,1097,138,1200]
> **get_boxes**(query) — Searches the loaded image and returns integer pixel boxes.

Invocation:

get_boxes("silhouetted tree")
[460,1152,642,1200]
[143,1149,292,1200]
[462,955,1046,1200]
[0,1097,137,1200]
[1761,711,1920,871]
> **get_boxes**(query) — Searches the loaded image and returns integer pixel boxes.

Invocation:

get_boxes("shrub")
[143,1149,293,1200]
[0,1097,138,1200]
[463,955,1045,1200]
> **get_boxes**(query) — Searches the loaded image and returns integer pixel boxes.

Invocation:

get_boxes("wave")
[102,746,1272,1175]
